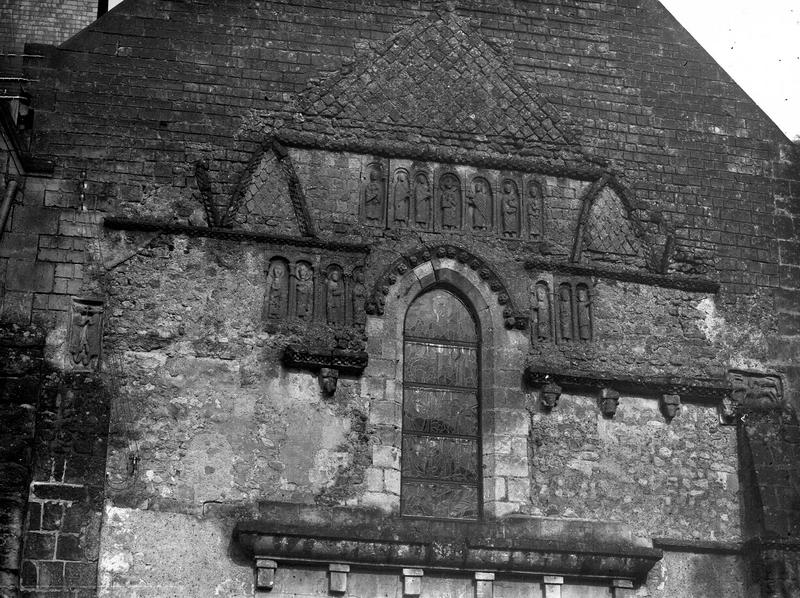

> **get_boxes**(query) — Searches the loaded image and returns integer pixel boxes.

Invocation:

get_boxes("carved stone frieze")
[358,158,547,240]
[263,252,367,327]
[282,344,369,375]
[68,297,104,371]
[365,244,528,329]
[529,276,593,345]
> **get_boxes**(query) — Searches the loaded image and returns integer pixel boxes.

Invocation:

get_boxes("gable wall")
[0,1,798,597]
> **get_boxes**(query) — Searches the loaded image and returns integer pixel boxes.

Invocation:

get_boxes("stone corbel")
[611,579,635,598]
[598,387,620,418]
[540,382,562,410]
[255,559,277,591]
[403,568,424,596]
[475,571,495,598]
[282,345,368,396]
[328,563,350,594]
[660,394,681,421]
[543,575,564,598]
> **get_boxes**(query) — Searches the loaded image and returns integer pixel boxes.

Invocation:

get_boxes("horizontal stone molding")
[524,366,730,403]
[652,537,744,556]
[103,217,370,254]
[234,503,661,583]
[282,345,368,375]
[524,257,719,293]
[272,130,607,180]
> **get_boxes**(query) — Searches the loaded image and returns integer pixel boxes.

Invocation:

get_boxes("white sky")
[105,0,800,139]
[659,0,800,140]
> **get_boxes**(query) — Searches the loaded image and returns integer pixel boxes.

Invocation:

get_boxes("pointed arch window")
[400,288,481,520]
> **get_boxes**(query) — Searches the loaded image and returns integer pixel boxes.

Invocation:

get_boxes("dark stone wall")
[0,325,43,598]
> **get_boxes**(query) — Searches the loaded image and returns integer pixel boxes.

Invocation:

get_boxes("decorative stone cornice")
[524,366,730,402]
[103,217,370,254]
[524,257,719,293]
[281,344,368,375]
[233,503,662,583]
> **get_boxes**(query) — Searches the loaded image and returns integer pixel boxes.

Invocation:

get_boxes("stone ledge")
[233,503,662,583]
[103,217,370,254]
[525,257,719,293]
[652,537,743,555]
[524,366,729,402]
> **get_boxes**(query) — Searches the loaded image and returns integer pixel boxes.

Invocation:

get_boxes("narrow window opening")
[400,287,482,520]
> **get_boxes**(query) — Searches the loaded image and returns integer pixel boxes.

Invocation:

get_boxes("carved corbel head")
[540,382,562,410]
[661,394,681,421]
[719,396,738,425]
[598,388,620,418]
[319,367,339,397]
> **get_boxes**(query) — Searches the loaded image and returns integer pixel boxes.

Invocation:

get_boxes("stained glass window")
[401,288,481,520]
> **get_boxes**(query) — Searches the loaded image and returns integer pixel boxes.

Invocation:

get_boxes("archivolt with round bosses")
[365,244,528,330]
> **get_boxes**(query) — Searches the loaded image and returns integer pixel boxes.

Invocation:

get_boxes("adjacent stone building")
[1,1,799,597]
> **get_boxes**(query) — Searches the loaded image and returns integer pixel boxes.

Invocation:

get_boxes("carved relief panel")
[362,160,387,227]
[68,297,104,371]
[359,157,549,240]
[528,276,593,345]
[263,252,367,327]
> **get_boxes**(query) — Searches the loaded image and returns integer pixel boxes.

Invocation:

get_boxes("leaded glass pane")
[404,342,477,388]
[403,388,478,436]
[401,288,481,520]
[404,288,477,343]
[402,436,479,483]
[401,482,479,520]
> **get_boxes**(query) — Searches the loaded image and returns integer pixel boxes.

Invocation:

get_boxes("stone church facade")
[1,1,799,597]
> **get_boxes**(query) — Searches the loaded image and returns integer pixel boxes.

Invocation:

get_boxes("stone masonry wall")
[0,1,97,53]
[0,0,798,596]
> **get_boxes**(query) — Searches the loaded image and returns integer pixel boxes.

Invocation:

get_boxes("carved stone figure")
[319,367,339,396]
[414,172,431,226]
[576,285,592,341]
[729,370,783,411]
[69,300,103,370]
[393,169,410,224]
[527,180,543,238]
[541,382,562,410]
[439,174,461,230]
[265,259,289,319]
[351,267,367,325]
[364,167,384,223]
[326,267,345,323]
[661,394,681,420]
[530,281,551,341]
[501,179,520,236]
[598,388,620,418]
[558,284,573,341]
[293,262,314,320]
[468,178,491,230]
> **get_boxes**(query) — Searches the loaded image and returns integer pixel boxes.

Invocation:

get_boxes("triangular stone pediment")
[286,10,582,158]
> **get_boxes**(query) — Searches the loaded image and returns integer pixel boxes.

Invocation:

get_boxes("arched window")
[400,288,481,519]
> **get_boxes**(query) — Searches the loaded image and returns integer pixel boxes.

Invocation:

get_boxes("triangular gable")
[284,10,583,159]
[583,186,648,269]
